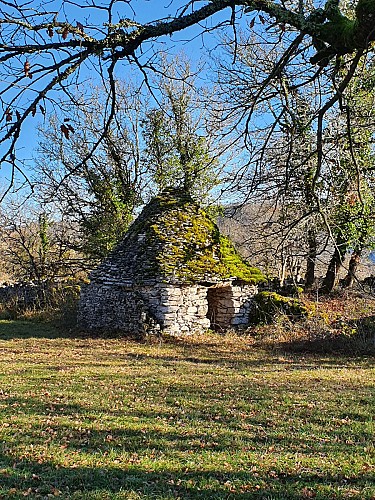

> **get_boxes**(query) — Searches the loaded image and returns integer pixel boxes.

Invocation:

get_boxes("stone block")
[197,305,208,315]
[178,325,190,333]
[193,299,207,306]
[194,318,210,327]
[231,316,247,325]
[165,324,181,334]
[163,318,177,327]
[159,305,179,313]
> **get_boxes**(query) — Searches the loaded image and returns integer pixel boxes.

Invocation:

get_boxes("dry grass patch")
[250,291,375,353]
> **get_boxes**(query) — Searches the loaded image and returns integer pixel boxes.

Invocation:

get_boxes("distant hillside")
[217,203,375,281]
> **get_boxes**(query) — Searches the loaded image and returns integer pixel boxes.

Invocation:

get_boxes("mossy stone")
[252,291,309,324]
[106,187,265,285]
[143,189,265,284]
[91,187,265,286]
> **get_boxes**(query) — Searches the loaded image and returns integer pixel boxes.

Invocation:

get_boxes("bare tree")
[216,39,326,285]
[35,58,226,261]
[0,200,84,283]
[142,56,226,201]
[35,82,150,260]
[1,0,375,195]
[309,55,375,292]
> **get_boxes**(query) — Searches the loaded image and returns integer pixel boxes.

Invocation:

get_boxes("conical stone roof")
[90,188,265,286]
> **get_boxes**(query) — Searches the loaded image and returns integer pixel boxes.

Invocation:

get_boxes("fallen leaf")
[24,60,30,77]
[301,487,316,498]
[62,27,69,40]
[61,124,70,139]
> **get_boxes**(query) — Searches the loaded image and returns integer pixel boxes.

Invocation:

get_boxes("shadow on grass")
[275,335,375,356]
[266,315,375,356]
[1,320,374,373]
[0,450,373,499]
[1,387,373,459]
[121,351,375,371]
[0,320,84,340]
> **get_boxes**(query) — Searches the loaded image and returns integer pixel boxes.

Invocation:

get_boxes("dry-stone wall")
[152,284,210,335]
[78,283,150,334]
[78,282,211,335]
[78,279,257,335]
[0,282,52,310]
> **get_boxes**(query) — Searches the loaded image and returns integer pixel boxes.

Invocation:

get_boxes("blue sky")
[0,1,237,193]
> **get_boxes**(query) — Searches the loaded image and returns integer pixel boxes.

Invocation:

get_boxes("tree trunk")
[305,229,317,289]
[279,258,287,288]
[342,248,362,288]
[321,233,347,293]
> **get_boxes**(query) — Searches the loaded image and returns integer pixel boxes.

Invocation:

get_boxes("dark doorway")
[206,285,233,331]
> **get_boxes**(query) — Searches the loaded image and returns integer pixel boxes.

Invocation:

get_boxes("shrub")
[0,280,81,326]
[252,291,309,324]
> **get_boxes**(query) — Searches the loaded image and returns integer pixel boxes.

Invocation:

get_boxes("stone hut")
[78,188,265,335]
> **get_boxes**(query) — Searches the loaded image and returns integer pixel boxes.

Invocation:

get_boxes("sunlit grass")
[0,320,374,499]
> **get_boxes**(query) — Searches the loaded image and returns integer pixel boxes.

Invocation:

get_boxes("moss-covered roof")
[91,188,265,285]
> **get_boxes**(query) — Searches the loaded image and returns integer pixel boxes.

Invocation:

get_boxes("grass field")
[0,320,374,499]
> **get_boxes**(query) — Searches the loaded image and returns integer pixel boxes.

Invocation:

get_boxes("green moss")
[252,291,309,324]
[316,0,375,55]
[218,236,267,284]
[136,188,265,284]
[318,16,356,52]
